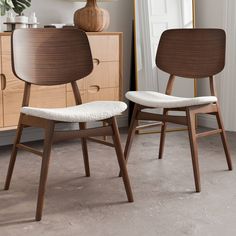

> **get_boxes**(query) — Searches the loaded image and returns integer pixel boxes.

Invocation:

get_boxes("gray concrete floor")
[0,128,236,236]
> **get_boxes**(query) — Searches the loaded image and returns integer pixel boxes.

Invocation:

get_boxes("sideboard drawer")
[86,61,119,89]
[88,35,120,62]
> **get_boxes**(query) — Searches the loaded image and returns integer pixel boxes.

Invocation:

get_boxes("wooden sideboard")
[0,32,123,130]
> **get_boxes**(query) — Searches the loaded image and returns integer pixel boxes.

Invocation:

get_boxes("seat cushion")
[126,91,217,108]
[21,101,127,122]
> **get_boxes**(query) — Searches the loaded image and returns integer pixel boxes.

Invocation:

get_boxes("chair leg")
[215,106,233,170]
[158,109,168,159]
[79,123,90,177]
[111,117,134,202]
[103,121,108,141]
[186,109,201,192]
[4,115,24,190]
[119,104,139,177]
[35,121,55,221]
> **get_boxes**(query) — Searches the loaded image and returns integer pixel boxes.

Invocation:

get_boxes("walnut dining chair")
[122,28,232,192]
[4,28,133,221]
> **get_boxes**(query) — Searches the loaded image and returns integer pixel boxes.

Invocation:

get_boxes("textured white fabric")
[126,91,217,108]
[21,101,127,122]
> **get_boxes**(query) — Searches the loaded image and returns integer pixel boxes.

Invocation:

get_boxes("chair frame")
[4,29,133,221]
[120,29,233,192]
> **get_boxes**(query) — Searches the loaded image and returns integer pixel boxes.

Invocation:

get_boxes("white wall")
[196,0,236,131]
[195,0,224,97]
[0,0,134,146]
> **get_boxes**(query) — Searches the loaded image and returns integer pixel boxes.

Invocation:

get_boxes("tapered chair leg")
[4,116,24,190]
[186,109,201,192]
[111,117,134,202]
[215,106,233,170]
[119,104,139,177]
[158,109,168,159]
[35,121,55,221]
[79,123,90,177]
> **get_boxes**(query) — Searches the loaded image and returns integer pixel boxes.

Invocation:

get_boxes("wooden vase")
[74,0,110,32]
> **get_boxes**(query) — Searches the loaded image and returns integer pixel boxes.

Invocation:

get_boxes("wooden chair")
[122,29,233,192]
[4,28,133,221]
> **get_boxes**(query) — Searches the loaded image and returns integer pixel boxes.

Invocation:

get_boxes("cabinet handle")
[88,85,100,93]
[93,58,100,65]
[0,74,6,90]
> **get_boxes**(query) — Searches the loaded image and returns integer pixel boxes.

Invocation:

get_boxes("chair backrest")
[156,29,226,78]
[12,28,93,85]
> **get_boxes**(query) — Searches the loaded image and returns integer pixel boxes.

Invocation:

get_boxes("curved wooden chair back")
[156,29,226,79]
[12,28,93,86]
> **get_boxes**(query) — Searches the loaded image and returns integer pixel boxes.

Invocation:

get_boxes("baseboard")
[197,114,217,129]
[0,115,128,147]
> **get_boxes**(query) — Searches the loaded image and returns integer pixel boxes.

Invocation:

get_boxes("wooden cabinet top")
[0,32,122,37]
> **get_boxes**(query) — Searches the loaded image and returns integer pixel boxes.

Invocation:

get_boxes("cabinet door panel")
[3,91,23,127]
[87,87,119,102]
[2,54,24,92]
[88,35,119,62]
[86,62,119,89]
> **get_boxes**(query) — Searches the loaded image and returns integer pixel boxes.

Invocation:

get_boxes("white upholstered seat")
[21,101,127,122]
[126,91,217,108]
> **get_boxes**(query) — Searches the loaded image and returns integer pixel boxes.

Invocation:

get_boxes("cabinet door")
[1,37,24,126]
[86,61,119,89]
[3,90,23,127]
[2,53,24,127]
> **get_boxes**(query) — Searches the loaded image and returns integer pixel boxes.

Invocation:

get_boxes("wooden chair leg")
[186,109,201,192]
[119,104,139,177]
[111,117,134,202]
[103,121,108,141]
[79,123,90,177]
[158,109,168,159]
[35,121,55,221]
[215,106,233,170]
[4,115,24,190]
